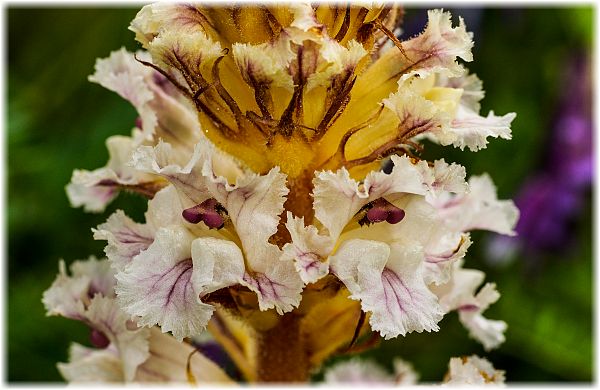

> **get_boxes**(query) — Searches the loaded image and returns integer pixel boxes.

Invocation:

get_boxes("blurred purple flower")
[488,54,592,263]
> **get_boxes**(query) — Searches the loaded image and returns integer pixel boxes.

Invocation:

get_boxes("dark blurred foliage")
[7,6,593,383]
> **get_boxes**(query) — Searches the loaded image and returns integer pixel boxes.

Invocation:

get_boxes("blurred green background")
[7,6,593,383]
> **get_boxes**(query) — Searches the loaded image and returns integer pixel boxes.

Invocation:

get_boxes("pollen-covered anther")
[360,198,405,226]
[90,328,110,349]
[181,198,226,229]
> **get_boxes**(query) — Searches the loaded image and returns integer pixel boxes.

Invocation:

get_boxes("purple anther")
[386,207,405,224]
[90,328,110,349]
[458,303,479,312]
[135,117,143,129]
[366,198,405,225]
[182,198,225,229]
[366,207,389,223]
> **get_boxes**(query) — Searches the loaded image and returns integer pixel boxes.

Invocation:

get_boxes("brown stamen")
[374,19,411,61]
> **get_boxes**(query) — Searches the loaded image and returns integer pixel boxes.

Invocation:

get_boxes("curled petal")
[132,140,211,207]
[383,85,450,137]
[116,226,214,341]
[203,162,289,253]
[88,48,156,137]
[94,186,184,272]
[66,134,157,213]
[431,261,506,350]
[90,48,202,150]
[69,257,117,299]
[43,257,116,319]
[417,158,468,197]
[43,261,91,320]
[203,160,303,312]
[330,239,443,339]
[441,107,516,152]
[401,9,473,80]
[458,283,507,351]
[433,174,519,235]
[132,140,244,210]
[66,174,119,213]
[94,210,154,272]
[305,39,367,92]
[424,232,471,286]
[282,212,333,284]
[130,3,213,48]
[190,237,245,295]
[241,247,304,313]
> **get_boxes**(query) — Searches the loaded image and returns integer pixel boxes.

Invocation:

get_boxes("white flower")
[443,355,505,385]
[66,47,203,212]
[59,328,233,383]
[131,140,303,315]
[285,156,470,339]
[43,258,150,381]
[324,357,418,385]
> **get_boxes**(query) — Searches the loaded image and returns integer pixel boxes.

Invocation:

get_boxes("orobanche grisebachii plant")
[43,3,518,384]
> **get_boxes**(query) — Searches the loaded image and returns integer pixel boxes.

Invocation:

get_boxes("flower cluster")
[46,3,517,383]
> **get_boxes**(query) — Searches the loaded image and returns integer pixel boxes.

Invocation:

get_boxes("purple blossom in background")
[488,54,592,263]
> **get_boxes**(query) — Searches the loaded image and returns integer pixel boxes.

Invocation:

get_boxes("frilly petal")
[444,355,505,385]
[324,358,396,384]
[88,48,156,137]
[90,48,202,150]
[424,232,472,286]
[241,247,304,314]
[233,39,295,92]
[42,257,115,319]
[444,107,516,152]
[431,261,506,350]
[324,357,419,385]
[401,9,473,80]
[203,160,303,312]
[458,283,507,351]
[417,158,468,198]
[115,226,214,341]
[282,212,333,284]
[131,140,211,207]
[330,239,443,339]
[93,210,154,272]
[203,161,288,254]
[66,134,157,213]
[433,174,519,235]
[94,185,184,272]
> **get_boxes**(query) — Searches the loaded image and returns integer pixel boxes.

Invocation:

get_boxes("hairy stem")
[255,313,309,382]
